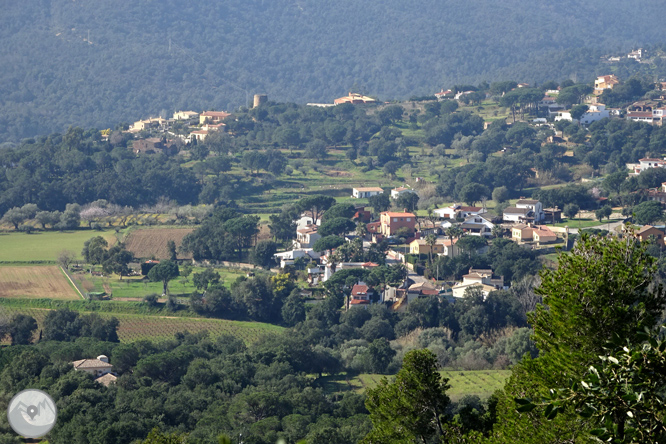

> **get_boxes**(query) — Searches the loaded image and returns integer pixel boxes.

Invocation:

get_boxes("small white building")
[434,204,486,220]
[172,111,199,121]
[352,187,384,199]
[391,187,416,199]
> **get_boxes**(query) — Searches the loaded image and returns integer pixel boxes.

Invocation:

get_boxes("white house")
[451,268,505,298]
[634,158,666,174]
[391,187,416,199]
[172,111,199,121]
[555,104,610,125]
[460,215,494,237]
[352,187,384,199]
[295,225,321,249]
[295,214,321,231]
[434,204,486,220]
[516,199,544,223]
[273,249,320,268]
[628,48,643,60]
[503,207,534,223]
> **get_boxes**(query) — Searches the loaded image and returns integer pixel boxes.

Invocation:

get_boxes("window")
[393,218,397,222]
[406,218,411,221]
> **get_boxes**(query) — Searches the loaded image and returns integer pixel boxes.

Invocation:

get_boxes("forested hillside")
[2,0,666,141]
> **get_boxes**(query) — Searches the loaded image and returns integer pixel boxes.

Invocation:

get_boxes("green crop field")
[0,230,116,263]
[0,306,284,345]
[318,370,510,401]
[70,266,250,299]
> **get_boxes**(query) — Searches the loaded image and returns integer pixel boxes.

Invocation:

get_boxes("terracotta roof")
[95,373,117,387]
[637,225,662,235]
[533,228,556,238]
[639,158,664,162]
[516,199,539,205]
[409,281,437,291]
[383,211,416,218]
[201,111,230,118]
[351,284,369,295]
[628,112,654,118]
[72,359,113,370]
[354,187,384,192]
[350,299,370,305]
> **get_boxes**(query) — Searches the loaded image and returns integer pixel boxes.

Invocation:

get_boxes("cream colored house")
[72,355,113,378]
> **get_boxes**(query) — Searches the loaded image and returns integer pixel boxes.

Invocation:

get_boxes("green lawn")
[71,266,250,299]
[0,230,116,263]
[318,370,510,401]
[552,218,604,229]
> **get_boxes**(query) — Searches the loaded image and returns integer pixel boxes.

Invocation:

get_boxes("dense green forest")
[2,0,666,141]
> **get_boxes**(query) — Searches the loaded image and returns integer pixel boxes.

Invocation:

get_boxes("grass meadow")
[317,370,510,401]
[0,230,116,262]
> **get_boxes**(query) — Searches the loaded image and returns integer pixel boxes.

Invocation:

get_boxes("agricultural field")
[0,306,284,345]
[319,370,510,401]
[70,266,249,299]
[0,230,116,263]
[122,226,195,260]
[0,266,79,300]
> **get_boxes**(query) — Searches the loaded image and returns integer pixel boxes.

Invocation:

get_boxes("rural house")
[352,187,384,199]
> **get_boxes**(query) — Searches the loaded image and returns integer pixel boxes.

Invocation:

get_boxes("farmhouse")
[72,355,113,378]
[352,187,384,199]
[391,187,416,199]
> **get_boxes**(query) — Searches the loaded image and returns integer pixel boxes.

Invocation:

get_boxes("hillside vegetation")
[2,0,666,141]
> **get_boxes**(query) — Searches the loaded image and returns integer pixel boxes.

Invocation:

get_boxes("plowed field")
[0,266,78,299]
[124,228,194,260]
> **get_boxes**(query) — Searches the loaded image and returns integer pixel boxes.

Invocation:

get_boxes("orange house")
[380,211,416,236]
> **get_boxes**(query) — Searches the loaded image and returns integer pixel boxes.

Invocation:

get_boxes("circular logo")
[7,389,57,438]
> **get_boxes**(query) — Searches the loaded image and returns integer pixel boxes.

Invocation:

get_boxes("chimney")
[404,208,408,213]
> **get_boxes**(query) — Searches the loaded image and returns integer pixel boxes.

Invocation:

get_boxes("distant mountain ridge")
[1,0,665,141]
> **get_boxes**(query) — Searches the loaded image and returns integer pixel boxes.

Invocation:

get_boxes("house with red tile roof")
[380,211,416,236]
